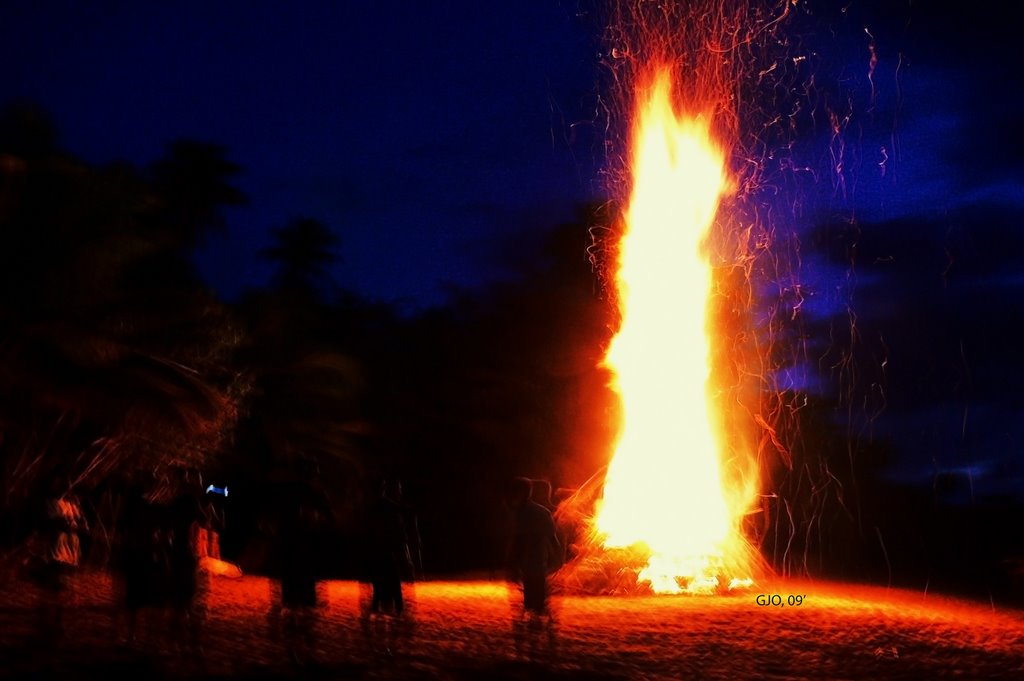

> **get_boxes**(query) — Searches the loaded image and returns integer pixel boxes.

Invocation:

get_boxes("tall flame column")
[595,67,745,593]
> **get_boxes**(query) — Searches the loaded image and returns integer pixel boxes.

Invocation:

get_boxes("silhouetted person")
[270,457,333,664]
[113,479,159,646]
[364,479,420,617]
[162,465,207,659]
[532,478,569,572]
[507,476,561,618]
[359,478,420,656]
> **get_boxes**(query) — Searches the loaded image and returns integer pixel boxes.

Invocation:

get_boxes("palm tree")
[261,217,340,299]
[148,139,247,251]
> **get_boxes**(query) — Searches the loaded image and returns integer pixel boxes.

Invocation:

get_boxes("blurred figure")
[506,476,561,658]
[365,479,420,614]
[360,478,421,654]
[269,457,334,665]
[32,474,88,645]
[113,478,160,646]
[162,465,209,659]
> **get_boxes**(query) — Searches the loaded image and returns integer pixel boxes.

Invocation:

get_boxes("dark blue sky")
[1,0,602,310]
[4,1,1017,306]
[3,1,1023,501]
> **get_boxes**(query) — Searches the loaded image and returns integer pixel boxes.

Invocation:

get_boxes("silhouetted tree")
[227,216,365,568]
[149,140,246,251]
[261,217,340,300]
[0,108,244,554]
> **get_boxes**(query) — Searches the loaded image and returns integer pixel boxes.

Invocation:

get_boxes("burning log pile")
[551,470,755,596]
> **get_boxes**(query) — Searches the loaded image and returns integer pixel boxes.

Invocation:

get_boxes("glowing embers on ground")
[593,67,755,594]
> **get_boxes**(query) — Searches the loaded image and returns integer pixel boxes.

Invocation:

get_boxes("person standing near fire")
[363,478,421,616]
[506,475,561,654]
[163,464,211,660]
[359,477,421,656]
[267,455,335,665]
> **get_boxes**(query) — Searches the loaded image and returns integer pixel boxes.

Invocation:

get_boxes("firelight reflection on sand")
[595,68,756,593]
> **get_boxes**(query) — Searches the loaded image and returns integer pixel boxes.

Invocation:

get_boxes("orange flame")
[595,66,756,594]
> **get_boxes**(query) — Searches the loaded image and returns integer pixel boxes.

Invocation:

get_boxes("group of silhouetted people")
[110,465,222,655]
[20,464,223,661]
[256,469,562,661]
[256,457,425,662]
[22,464,565,666]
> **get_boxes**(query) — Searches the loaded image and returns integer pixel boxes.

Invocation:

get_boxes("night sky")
[1,0,601,311]
[3,2,1023,502]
